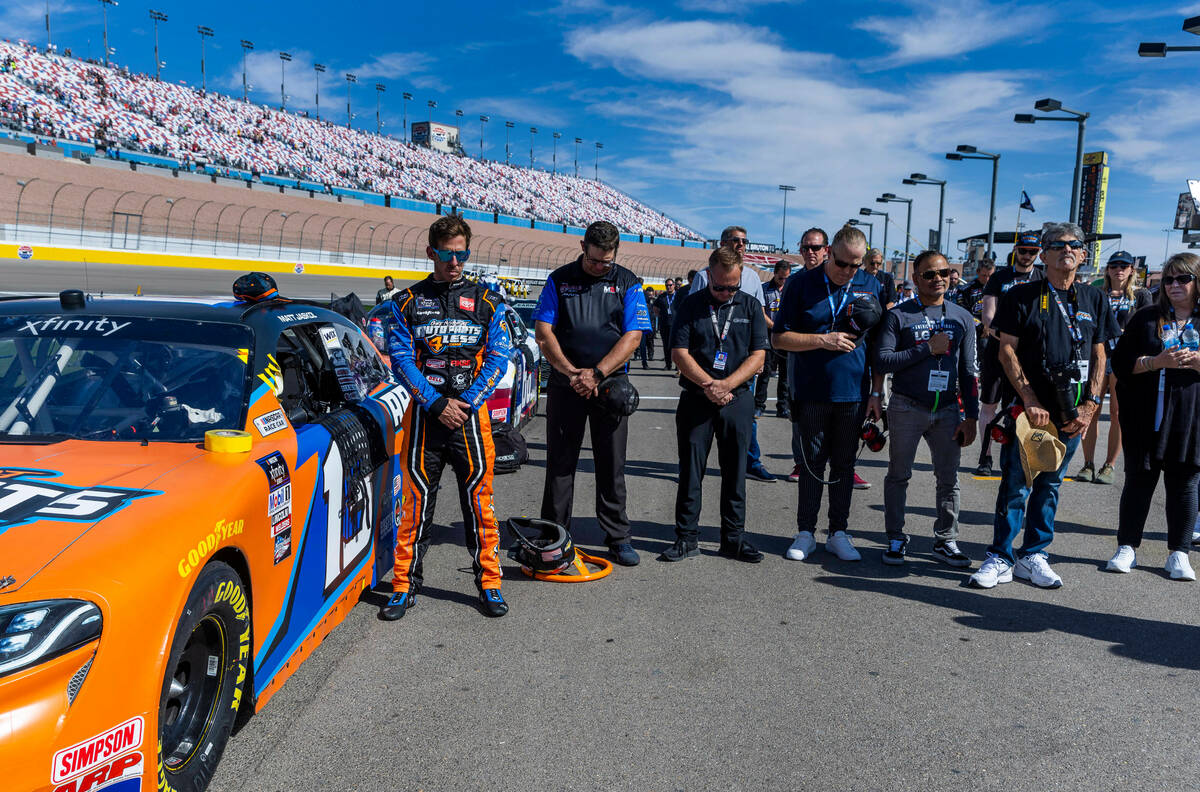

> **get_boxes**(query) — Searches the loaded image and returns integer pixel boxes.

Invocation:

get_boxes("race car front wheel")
[158,561,251,791]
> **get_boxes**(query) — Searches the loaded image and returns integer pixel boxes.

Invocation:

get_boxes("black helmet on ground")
[506,517,576,574]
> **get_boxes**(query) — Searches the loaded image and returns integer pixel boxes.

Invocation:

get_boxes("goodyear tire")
[157,561,251,791]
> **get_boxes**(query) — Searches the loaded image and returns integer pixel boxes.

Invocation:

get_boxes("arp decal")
[252,409,289,437]
[0,469,158,537]
[53,752,142,792]
[51,716,143,784]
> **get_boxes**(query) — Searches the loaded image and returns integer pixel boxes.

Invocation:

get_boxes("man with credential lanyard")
[969,222,1118,590]
[773,225,883,562]
[873,251,979,567]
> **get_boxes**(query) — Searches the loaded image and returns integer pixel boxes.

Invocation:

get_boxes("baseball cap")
[1108,250,1135,265]
[1015,413,1066,488]
[834,293,883,339]
[1016,232,1041,249]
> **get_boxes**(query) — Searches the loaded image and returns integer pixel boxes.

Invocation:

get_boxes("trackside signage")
[51,716,144,783]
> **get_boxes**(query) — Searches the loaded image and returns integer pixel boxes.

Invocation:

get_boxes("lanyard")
[1155,306,1195,431]
[914,299,948,339]
[709,301,734,352]
[1047,285,1083,345]
[824,272,851,330]
[665,293,674,310]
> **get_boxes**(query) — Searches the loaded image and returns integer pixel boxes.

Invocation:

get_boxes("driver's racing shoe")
[379,590,416,621]
[479,588,509,617]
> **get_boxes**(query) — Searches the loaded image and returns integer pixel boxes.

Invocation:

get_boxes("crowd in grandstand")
[0,40,699,240]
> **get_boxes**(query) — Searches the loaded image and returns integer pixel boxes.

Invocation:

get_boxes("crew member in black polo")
[661,247,768,563]
[532,220,652,566]
[653,278,679,370]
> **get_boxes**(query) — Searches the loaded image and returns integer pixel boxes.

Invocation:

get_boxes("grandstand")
[0,39,701,242]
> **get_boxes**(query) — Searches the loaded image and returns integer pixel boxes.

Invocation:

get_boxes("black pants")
[674,388,753,543]
[659,322,673,368]
[793,399,863,534]
[541,380,632,545]
[1117,462,1200,552]
[638,331,653,365]
[754,351,788,411]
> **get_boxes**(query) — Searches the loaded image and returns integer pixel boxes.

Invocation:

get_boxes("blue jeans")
[988,429,1081,564]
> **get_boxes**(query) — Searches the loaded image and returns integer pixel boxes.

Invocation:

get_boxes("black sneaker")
[777,408,791,420]
[719,539,764,563]
[659,541,700,562]
[932,540,971,568]
[478,588,509,617]
[974,457,994,477]
[882,539,907,566]
[612,542,640,566]
[378,590,416,621]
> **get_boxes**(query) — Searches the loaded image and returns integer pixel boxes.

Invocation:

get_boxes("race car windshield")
[0,316,252,442]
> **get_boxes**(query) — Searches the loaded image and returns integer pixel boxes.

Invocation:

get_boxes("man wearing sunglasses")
[975,232,1045,476]
[969,222,1118,590]
[798,227,829,271]
[873,251,978,567]
[533,220,652,567]
[661,246,769,563]
[773,224,883,562]
[383,215,512,620]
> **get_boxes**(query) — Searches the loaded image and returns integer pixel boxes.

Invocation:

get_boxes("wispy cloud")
[855,0,1049,66]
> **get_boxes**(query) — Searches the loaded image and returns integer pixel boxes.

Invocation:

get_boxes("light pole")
[944,217,956,255]
[848,218,873,249]
[375,83,385,134]
[878,193,914,280]
[345,73,356,128]
[402,92,413,140]
[278,52,291,110]
[99,0,117,69]
[427,99,436,126]
[1139,17,1200,57]
[479,114,488,158]
[504,121,514,163]
[1014,98,1088,225]
[455,109,463,148]
[1164,228,1173,261]
[196,25,213,92]
[238,40,253,102]
[530,127,537,168]
[46,0,52,50]
[574,137,582,178]
[945,145,1000,264]
[859,207,889,266]
[778,185,795,251]
[552,132,561,175]
[594,142,603,180]
[149,10,167,81]
[903,173,947,254]
[313,63,325,119]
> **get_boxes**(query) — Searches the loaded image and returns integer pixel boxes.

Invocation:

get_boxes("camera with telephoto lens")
[1044,361,1081,422]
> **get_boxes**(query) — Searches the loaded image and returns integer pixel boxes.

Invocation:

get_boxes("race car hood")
[0,441,201,594]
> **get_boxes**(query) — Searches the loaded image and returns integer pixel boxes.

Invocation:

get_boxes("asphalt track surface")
[7,262,1196,790]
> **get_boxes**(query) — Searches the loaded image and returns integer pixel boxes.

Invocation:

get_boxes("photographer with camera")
[969,222,1118,590]
[872,251,979,567]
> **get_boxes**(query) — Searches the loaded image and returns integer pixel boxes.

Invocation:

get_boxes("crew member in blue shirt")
[532,221,652,566]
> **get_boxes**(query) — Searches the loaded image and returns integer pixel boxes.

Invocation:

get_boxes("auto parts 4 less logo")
[413,320,482,354]
[0,468,159,536]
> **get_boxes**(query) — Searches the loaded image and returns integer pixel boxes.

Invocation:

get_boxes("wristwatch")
[870,391,884,399]
[1085,394,1102,407]
[593,366,605,381]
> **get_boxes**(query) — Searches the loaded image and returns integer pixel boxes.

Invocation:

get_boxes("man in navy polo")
[533,220,652,566]
[773,224,883,562]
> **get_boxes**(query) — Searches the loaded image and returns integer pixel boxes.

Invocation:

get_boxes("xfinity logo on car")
[0,468,158,536]
[18,317,132,337]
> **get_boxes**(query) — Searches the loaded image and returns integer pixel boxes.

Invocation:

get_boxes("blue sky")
[6,0,1200,266]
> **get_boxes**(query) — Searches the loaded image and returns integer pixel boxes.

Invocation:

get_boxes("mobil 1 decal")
[255,452,293,564]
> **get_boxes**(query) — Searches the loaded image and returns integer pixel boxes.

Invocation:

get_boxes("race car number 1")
[322,451,372,594]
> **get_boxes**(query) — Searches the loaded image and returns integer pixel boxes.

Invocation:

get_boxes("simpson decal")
[0,469,158,537]
[459,296,475,311]
[51,717,143,784]
[252,409,289,437]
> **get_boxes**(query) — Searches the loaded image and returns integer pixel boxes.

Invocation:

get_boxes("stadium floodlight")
[238,40,254,102]
[859,207,889,258]
[955,144,976,154]
[402,92,413,140]
[880,192,896,199]
[196,26,214,92]
[1138,42,1168,56]
[529,127,538,168]
[279,52,291,111]
[1013,113,1035,124]
[1033,98,1062,112]
[945,145,1000,262]
[944,152,963,160]
[595,141,603,181]
[375,83,385,134]
[1013,98,1089,223]
[345,73,357,129]
[552,131,561,174]
[574,137,582,177]
[903,173,948,255]
[98,0,119,69]
[1184,15,1200,34]
[504,120,514,164]
[149,10,167,82]
[313,63,325,119]
[778,185,796,250]
[877,194,914,279]
[479,114,489,158]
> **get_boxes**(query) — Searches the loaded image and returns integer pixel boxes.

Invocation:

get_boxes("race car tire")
[157,561,251,792]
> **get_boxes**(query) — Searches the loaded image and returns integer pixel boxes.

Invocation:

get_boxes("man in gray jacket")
[872,250,979,567]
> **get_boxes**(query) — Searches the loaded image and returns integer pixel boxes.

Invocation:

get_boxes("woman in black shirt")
[1076,251,1154,484]
[1109,253,1200,580]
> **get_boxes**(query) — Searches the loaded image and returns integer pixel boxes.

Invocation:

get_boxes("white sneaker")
[826,531,861,561]
[968,554,1013,588]
[1106,545,1136,573]
[1015,553,1063,589]
[1166,551,1196,581]
[786,531,817,561]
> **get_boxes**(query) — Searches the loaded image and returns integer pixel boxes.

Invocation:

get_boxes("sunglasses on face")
[433,248,471,263]
[1045,240,1086,251]
[710,284,740,294]
[832,257,861,269]
[801,244,825,253]
[920,268,952,281]
[1108,262,1132,269]
[1015,247,1039,255]
[1162,273,1196,286]
[723,237,748,246]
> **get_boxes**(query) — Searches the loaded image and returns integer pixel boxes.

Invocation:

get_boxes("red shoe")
[853,473,871,490]
[787,465,801,483]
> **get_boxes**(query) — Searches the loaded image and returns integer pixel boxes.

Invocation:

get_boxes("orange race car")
[0,286,412,792]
